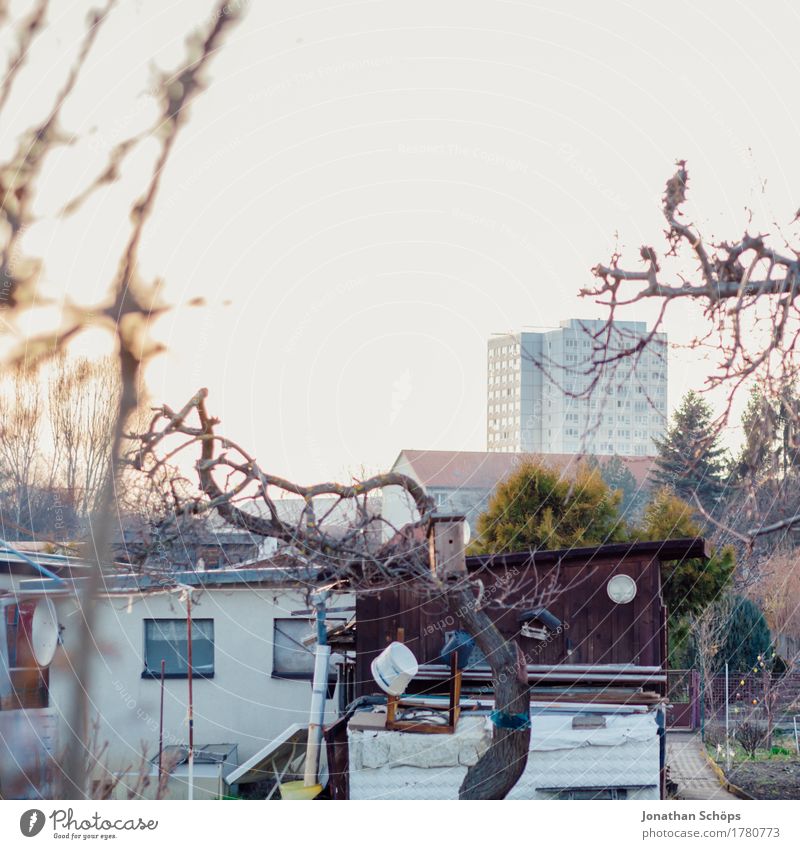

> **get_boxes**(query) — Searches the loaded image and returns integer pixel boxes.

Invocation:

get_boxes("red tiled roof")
[394,449,656,490]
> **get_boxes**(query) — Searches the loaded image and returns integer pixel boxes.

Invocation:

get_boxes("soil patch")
[726,759,800,800]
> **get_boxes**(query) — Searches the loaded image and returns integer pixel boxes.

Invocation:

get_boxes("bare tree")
[49,355,120,518]
[752,552,800,659]
[112,455,227,571]
[0,366,45,530]
[130,388,556,800]
[589,161,800,397]
[3,2,537,800]
[585,160,800,544]
[728,645,800,755]
[0,355,128,541]
[1,0,247,796]
[690,597,733,706]
[758,651,798,751]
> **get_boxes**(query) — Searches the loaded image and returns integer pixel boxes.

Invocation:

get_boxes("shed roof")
[466,537,710,568]
[18,559,322,595]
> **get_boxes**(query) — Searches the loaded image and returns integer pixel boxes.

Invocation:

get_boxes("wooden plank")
[355,592,388,696]
[637,558,656,667]
[528,689,664,705]
[323,714,350,800]
[448,655,461,727]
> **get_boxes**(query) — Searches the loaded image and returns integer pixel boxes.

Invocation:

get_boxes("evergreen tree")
[735,388,778,482]
[719,596,772,673]
[652,390,727,509]
[471,469,735,633]
[599,454,647,521]
[735,386,800,482]
[636,488,735,621]
[469,459,627,554]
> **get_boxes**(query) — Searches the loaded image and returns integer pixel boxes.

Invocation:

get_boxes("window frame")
[142,617,215,680]
[271,617,318,681]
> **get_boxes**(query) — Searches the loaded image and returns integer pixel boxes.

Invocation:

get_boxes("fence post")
[699,671,705,740]
[725,662,731,771]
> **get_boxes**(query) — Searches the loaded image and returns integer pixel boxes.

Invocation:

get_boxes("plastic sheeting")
[348,707,661,800]
[528,711,658,751]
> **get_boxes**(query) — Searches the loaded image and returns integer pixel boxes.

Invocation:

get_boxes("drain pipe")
[0,598,13,707]
[186,590,195,801]
[0,540,67,587]
[303,590,331,788]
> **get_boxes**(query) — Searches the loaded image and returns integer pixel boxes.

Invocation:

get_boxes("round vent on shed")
[607,574,637,605]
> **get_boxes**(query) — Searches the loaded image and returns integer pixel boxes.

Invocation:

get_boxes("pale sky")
[4,0,800,483]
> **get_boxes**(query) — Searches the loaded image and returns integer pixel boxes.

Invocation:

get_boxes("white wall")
[48,586,350,778]
[381,452,422,540]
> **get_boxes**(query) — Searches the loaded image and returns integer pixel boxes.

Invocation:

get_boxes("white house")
[6,560,352,798]
[382,449,656,538]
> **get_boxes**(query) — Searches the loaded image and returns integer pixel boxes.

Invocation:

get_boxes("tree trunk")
[452,584,531,799]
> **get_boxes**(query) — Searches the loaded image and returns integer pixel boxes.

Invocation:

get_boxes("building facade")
[382,449,656,538]
[2,558,350,799]
[487,318,667,456]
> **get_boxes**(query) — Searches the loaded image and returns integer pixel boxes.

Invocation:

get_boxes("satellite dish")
[462,520,471,546]
[29,598,59,667]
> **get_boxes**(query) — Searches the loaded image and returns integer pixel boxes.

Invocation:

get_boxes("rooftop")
[393,449,656,490]
[17,558,322,595]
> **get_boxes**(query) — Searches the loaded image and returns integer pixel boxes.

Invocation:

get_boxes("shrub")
[703,723,727,749]
[735,720,765,758]
[469,459,626,554]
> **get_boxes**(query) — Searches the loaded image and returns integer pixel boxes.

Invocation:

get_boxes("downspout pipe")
[0,598,13,703]
[303,590,331,788]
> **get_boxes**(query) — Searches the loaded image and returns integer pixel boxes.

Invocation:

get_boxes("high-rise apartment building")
[487,319,667,456]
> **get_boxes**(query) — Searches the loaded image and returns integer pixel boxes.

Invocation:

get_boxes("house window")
[272,618,316,680]
[196,546,221,569]
[143,619,214,679]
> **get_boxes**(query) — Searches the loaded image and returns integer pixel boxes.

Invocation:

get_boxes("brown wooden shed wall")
[355,551,666,697]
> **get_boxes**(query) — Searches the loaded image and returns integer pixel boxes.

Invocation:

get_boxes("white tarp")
[528,711,658,751]
[348,707,661,800]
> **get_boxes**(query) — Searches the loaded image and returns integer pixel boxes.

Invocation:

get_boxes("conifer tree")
[735,387,800,482]
[719,597,772,673]
[652,390,727,509]
[469,459,626,554]
[599,454,647,520]
[636,488,734,621]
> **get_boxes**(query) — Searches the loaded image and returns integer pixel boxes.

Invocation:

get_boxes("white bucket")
[370,642,419,696]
